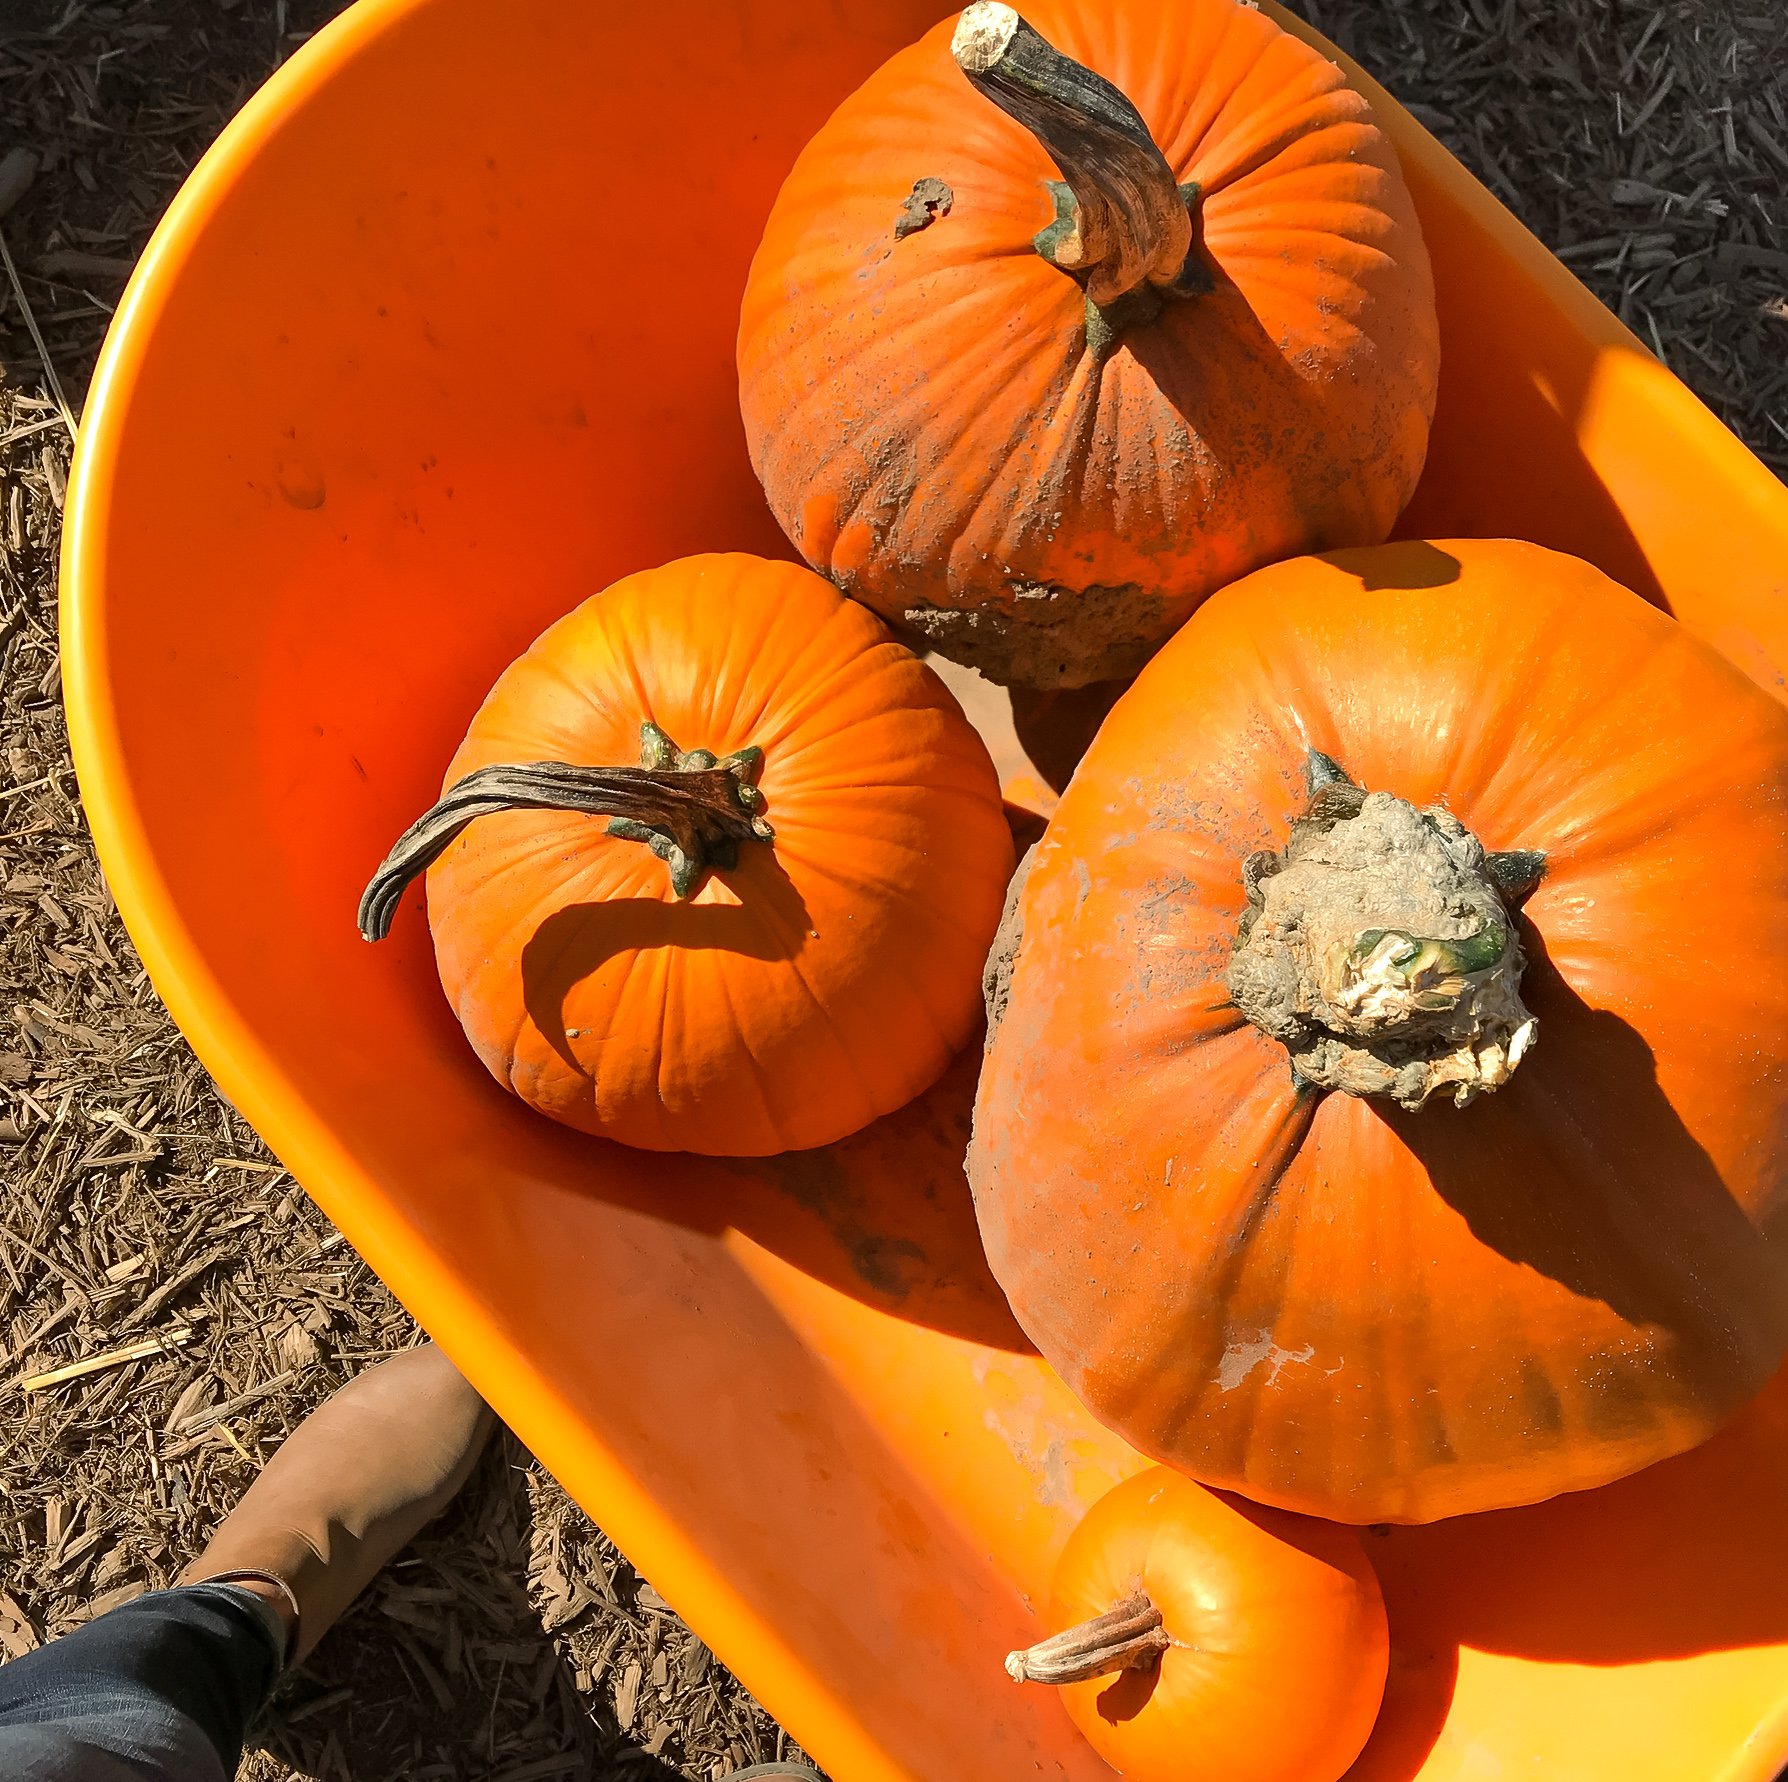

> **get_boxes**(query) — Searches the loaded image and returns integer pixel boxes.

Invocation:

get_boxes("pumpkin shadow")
[1347,540,1461,589]
[512,848,1029,1350]
[1374,1356,1788,1659]
[1125,277,1372,561]
[1337,923,1788,1778]
[1349,1358,1788,1778]
[707,1040,1031,1352]
[1342,1607,1460,1782]
[511,905,1028,1350]
[545,1042,1031,1354]
[1391,929,1780,1372]
[1387,178,1672,613]
[1124,264,1446,585]
[1126,245,1661,616]
[1092,1658,1158,1726]
[518,848,812,1070]
[1010,676,1132,794]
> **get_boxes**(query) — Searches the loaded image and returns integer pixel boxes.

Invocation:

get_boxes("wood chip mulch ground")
[0,2,1781,1779]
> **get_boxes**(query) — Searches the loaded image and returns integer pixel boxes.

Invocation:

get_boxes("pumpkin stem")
[951,4,1205,314]
[357,721,774,941]
[1005,1592,1172,1687]
[1228,751,1544,1111]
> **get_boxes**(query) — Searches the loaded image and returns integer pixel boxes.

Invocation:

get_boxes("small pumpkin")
[1007,1467,1387,1780]
[738,0,1438,688]
[362,554,1014,1155]
[970,539,1788,1521]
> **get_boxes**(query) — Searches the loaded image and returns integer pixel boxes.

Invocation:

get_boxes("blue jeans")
[0,1582,282,1781]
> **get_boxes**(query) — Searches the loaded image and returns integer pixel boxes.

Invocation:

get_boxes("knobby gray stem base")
[1228,751,1544,1110]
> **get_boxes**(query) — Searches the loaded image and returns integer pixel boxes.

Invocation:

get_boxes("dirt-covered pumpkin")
[970,539,1788,1522]
[362,554,1014,1155]
[738,0,1438,689]
[1007,1468,1387,1780]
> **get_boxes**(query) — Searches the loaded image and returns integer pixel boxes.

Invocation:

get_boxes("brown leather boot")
[183,1343,495,1664]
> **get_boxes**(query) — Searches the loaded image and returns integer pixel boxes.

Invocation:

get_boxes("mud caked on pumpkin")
[1007,1468,1387,1782]
[739,0,1440,688]
[362,554,1014,1156]
[970,539,1788,1522]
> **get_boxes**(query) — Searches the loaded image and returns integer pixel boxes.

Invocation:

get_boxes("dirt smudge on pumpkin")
[1141,791,1238,849]
[901,580,1168,689]
[893,176,953,240]
[1106,869,1220,1013]
[982,844,1035,1042]
[1136,869,1198,928]
[1216,1330,1318,1393]
[1519,1357,1567,1439]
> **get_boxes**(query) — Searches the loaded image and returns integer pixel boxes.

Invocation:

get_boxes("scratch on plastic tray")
[972,1355,1087,1509]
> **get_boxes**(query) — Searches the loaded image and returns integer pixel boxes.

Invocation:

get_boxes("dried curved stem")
[358,723,773,940]
[1005,1592,1171,1686]
[952,3,1197,309]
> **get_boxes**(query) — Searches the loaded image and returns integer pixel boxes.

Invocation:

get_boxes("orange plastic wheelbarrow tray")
[58,1,1788,1776]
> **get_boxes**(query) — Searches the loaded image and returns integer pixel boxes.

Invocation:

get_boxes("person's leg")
[182,1342,494,1663]
[0,1581,282,1782]
[0,1342,492,1780]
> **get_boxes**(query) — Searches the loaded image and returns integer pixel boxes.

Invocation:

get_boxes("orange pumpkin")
[738,0,1438,689]
[362,554,1014,1155]
[1007,1468,1387,1780]
[970,539,1788,1521]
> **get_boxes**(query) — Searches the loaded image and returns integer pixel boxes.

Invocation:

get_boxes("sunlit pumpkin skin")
[372,554,1014,1155]
[970,539,1788,1521]
[1007,1468,1387,1780]
[738,0,1438,689]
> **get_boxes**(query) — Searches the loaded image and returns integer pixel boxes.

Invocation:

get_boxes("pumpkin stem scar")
[356,722,774,940]
[1005,1591,1172,1686]
[1229,762,1545,1110]
[951,5,1208,313]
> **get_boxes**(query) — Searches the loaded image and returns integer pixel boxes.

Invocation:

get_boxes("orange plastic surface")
[57,2,1788,1778]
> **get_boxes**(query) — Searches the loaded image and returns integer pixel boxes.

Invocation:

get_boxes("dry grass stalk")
[15,1321,196,1392]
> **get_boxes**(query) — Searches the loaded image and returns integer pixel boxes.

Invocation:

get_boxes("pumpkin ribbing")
[372,554,1014,1156]
[969,539,1788,1522]
[1007,1468,1387,1782]
[739,0,1439,688]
